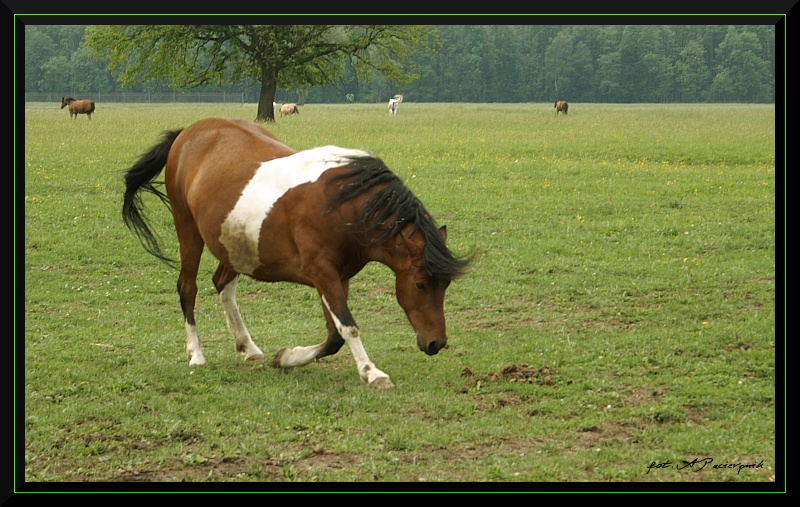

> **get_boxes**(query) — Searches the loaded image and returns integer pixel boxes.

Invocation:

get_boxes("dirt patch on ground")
[457,364,560,393]
[624,386,666,405]
[106,441,547,483]
[573,423,632,449]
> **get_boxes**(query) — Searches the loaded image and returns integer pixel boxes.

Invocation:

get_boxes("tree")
[616,25,678,102]
[596,52,623,102]
[544,29,575,98]
[69,47,115,94]
[712,26,772,102]
[27,24,776,105]
[543,30,596,102]
[486,26,524,102]
[675,39,711,102]
[84,25,437,121]
[39,56,70,94]
[640,52,675,102]
[25,27,56,92]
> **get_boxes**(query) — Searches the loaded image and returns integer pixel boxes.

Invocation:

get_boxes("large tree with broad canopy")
[84,24,438,121]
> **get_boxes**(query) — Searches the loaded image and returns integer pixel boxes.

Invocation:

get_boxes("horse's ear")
[439,225,448,242]
[401,226,425,261]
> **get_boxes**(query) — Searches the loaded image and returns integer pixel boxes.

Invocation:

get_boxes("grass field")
[20,101,780,489]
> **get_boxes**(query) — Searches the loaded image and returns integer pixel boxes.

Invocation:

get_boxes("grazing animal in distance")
[388,94,403,116]
[279,103,300,117]
[121,117,470,389]
[554,100,569,115]
[61,97,95,120]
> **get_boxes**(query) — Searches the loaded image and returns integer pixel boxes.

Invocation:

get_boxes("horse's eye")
[415,282,426,291]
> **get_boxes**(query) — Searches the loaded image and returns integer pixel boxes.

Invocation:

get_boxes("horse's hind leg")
[273,278,350,369]
[176,228,207,365]
[213,263,264,362]
[272,305,345,369]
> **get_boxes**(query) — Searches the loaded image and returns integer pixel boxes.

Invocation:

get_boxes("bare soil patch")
[457,364,560,393]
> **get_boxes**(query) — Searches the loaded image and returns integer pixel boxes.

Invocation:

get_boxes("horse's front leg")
[272,279,394,389]
[321,294,394,389]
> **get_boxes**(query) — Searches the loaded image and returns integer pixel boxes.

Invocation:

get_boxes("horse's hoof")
[245,353,264,362]
[188,355,206,366]
[272,348,288,368]
[369,377,395,390]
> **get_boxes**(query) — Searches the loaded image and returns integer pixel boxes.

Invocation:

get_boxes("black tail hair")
[121,129,183,267]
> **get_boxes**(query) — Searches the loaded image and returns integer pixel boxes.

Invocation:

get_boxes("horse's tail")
[294,105,299,114]
[122,129,183,268]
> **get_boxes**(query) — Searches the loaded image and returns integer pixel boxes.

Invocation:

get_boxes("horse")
[122,117,470,389]
[554,100,569,115]
[61,97,95,120]
[279,103,299,117]
[388,94,403,116]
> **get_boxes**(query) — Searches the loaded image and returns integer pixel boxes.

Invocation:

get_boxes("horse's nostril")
[427,341,441,355]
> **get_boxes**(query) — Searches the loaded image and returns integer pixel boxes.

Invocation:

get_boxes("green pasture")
[20,102,779,486]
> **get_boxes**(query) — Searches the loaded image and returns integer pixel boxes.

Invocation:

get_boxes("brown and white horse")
[61,97,95,120]
[122,118,469,389]
[554,100,569,115]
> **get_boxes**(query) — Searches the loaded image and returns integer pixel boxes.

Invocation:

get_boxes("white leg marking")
[275,343,328,368]
[219,278,264,361]
[322,296,393,388]
[185,321,206,366]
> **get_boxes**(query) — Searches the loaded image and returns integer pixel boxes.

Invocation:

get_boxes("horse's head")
[327,159,470,357]
[392,224,453,356]
[60,97,69,109]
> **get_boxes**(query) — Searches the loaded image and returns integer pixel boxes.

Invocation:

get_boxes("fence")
[25,92,249,104]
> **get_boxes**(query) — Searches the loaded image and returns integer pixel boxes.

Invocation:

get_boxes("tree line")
[25,24,775,105]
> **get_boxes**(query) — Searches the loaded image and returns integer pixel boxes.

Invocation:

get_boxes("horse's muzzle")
[417,335,445,355]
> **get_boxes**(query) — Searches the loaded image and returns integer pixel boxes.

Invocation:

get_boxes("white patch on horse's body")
[220,146,371,275]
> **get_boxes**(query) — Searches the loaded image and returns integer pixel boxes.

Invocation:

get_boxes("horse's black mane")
[326,156,470,280]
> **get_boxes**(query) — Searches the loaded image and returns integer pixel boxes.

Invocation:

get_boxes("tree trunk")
[297,87,308,106]
[256,66,278,122]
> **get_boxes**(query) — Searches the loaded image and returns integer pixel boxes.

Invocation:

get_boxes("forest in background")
[24,24,776,104]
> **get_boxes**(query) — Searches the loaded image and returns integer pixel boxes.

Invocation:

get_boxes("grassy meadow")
[20,101,779,488]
